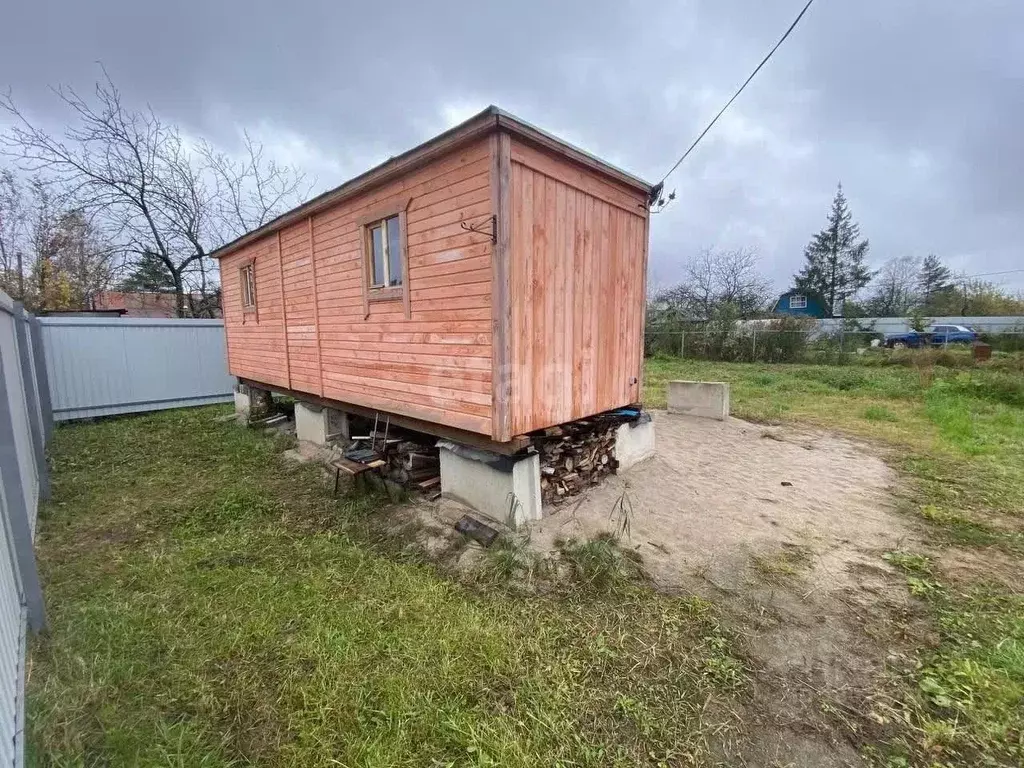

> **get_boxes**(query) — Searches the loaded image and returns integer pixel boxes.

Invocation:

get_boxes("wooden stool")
[331,456,384,495]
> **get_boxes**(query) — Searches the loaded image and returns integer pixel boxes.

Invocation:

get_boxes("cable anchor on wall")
[459,214,497,244]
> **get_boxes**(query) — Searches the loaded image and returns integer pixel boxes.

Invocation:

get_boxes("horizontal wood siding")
[221,235,290,388]
[280,221,320,394]
[222,137,495,435]
[509,139,649,434]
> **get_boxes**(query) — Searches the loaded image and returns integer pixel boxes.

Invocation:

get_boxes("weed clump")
[557,533,644,592]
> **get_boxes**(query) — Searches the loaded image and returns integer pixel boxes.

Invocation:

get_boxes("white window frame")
[789,294,807,310]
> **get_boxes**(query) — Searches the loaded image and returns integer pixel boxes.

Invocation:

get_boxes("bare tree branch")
[655,246,772,321]
[1,67,309,316]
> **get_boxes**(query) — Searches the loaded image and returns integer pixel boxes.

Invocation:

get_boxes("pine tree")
[793,183,873,316]
[917,254,953,310]
[119,251,175,292]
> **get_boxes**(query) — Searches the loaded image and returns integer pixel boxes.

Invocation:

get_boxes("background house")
[772,290,829,318]
[89,290,222,319]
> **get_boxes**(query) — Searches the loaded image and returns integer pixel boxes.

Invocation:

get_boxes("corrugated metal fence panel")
[38,317,235,421]
[0,311,37,532]
[0,290,41,768]
[18,319,44,462]
[0,519,24,768]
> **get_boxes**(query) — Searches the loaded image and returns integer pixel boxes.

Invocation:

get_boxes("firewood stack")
[342,424,441,494]
[383,441,441,491]
[535,419,619,505]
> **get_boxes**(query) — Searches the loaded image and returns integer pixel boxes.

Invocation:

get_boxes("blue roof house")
[771,290,829,318]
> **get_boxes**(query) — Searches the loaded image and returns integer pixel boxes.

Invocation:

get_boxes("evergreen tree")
[793,183,873,316]
[119,250,175,292]
[917,253,953,309]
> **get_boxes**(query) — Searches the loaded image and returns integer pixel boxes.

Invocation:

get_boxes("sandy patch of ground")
[524,411,924,766]
[529,411,910,593]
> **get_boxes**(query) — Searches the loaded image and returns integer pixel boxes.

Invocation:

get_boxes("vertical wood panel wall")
[221,139,495,435]
[508,140,649,435]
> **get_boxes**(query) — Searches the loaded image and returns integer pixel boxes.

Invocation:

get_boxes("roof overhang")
[210,105,653,261]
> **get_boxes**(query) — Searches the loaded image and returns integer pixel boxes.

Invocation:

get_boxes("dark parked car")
[884,324,977,349]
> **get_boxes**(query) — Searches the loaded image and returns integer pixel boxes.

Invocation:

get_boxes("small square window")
[359,198,411,319]
[789,294,807,309]
[368,214,403,288]
[240,262,256,311]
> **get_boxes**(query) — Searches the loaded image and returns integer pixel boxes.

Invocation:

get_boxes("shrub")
[979,326,1024,353]
[674,309,818,364]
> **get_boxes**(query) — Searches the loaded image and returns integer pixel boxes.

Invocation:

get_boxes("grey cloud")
[3,0,1022,293]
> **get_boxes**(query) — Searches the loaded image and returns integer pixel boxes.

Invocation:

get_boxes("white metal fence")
[0,292,50,768]
[38,317,235,421]
[818,315,1024,335]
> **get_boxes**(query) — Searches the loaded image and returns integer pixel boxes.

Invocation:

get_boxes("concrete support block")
[667,380,730,420]
[614,416,656,472]
[295,401,330,446]
[233,382,251,422]
[439,442,542,528]
[327,408,350,440]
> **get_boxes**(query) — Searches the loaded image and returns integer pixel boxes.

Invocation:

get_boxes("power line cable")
[956,268,1024,280]
[658,0,817,185]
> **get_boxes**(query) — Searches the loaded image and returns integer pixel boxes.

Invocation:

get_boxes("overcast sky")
[2,0,1022,294]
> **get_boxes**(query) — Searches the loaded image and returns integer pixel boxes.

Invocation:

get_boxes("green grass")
[29,357,1024,767]
[883,551,1024,765]
[556,533,645,593]
[863,405,898,422]
[30,408,746,767]
[646,357,1024,766]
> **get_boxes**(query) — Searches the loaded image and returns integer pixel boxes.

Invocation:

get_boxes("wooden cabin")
[213,107,652,448]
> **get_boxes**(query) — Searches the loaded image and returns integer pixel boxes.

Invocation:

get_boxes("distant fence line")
[645,326,1024,363]
[38,316,235,421]
[817,316,1024,335]
[0,292,51,768]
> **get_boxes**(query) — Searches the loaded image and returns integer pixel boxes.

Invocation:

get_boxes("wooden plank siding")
[507,139,649,435]
[220,118,652,442]
[221,235,290,389]
[280,220,320,394]
[221,138,495,435]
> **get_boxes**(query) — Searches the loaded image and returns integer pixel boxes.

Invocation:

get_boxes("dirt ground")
[530,411,911,590]
[523,411,924,766]
[303,409,926,765]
